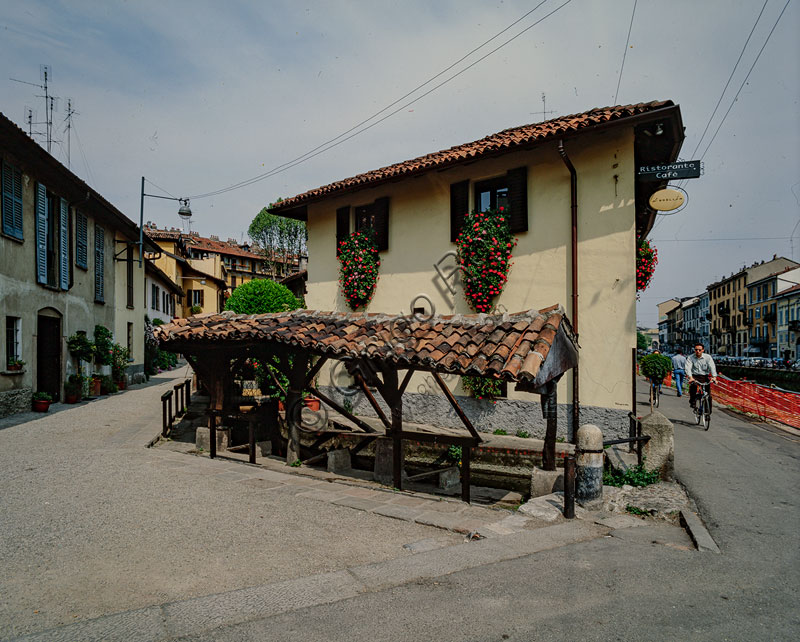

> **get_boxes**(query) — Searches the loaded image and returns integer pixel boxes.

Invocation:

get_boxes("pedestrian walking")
[671,349,687,397]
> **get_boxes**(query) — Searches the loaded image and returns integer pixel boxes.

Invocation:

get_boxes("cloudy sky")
[2,0,798,326]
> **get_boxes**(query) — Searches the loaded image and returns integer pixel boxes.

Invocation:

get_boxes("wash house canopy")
[155,305,578,502]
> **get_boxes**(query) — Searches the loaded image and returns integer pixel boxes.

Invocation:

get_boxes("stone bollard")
[575,424,603,509]
[640,410,674,481]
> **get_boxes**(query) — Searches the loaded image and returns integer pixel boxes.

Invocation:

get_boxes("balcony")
[744,317,753,327]
[738,304,746,312]
[750,337,770,346]
[789,320,800,332]
[763,311,777,324]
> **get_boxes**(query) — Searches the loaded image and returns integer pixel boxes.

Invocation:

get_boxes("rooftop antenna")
[538,92,556,122]
[10,65,59,153]
[63,99,78,169]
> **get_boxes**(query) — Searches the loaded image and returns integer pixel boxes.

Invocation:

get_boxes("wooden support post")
[209,413,216,459]
[249,419,256,464]
[353,372,392,431]
[308,385,377,433]
[542,381,558,471]
[382,368,403,490]
[285,351,309,464]
[461,444,471,503]
[431,371,482,442]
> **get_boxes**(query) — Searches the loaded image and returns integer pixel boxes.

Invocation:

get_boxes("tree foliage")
[224,279,301,315]
[637,331,649,351]
[249,205,307,278]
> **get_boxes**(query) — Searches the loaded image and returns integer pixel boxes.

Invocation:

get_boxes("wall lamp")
[139,176,192,267]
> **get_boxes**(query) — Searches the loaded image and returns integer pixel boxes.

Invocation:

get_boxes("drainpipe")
[558,140,580,441]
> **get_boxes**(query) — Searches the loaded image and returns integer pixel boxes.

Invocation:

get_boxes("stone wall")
[0,389,32,418]
[320,386,629,440]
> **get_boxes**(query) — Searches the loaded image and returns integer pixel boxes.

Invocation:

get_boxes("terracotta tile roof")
[144,226,265,260]
[270,101,674,211]
[154,305,576,383]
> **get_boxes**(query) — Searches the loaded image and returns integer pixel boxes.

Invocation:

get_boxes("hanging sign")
[637,160,702,181]
[649,188,685,212]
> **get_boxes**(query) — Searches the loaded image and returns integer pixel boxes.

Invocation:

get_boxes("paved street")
[1,372,798,640]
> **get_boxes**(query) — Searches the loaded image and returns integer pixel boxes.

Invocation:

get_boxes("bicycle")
[649,377,661,408]
[692,380,712,430]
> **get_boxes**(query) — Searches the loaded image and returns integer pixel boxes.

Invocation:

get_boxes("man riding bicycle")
[686,343,717,409]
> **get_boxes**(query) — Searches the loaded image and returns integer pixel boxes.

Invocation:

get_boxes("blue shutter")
[35,183,48,284]
[59,198,69,290]
[2,162,23,239]
[95,225,105,302]
[76,212,88,268]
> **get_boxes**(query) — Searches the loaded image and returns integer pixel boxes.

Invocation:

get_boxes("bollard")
[575,424,603,509]
[563,454,576,519]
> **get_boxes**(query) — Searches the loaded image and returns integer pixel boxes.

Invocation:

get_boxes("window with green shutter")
[1,161,24,240]
[76,212,88,269]
[95,225,105,303]
[354,197,389,251]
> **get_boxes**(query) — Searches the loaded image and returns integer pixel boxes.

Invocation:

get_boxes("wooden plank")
[353,371,392,431]
[430,371,483,443]
[398,368,415,397]
[303,356,328,390]
[398,431,478,446]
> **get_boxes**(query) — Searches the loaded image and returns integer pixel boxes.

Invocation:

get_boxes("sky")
[2,0,798,327]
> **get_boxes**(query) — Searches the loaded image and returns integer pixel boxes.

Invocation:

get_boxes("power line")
[698,0,792,162]
[685,0,768,163]
[187,0,573,200]
[613,0,637,105]
[651,237,789,242]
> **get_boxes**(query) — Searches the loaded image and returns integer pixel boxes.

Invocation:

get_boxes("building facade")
[746,266,800,358]
[270,101,685,436]
[1,112,148,416]
[776,283,800,361]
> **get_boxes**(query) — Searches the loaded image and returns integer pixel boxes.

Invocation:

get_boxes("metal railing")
[606,412,651,466]
[161,379,192,436]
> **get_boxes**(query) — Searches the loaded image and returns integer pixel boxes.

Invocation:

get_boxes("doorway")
[37,313,62,401]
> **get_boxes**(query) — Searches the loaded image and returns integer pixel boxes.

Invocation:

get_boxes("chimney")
[227,238,238,245]
[210,234,219,241]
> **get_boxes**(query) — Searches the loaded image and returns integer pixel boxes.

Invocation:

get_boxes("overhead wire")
[187,0,573,200]
[613,0,637,105]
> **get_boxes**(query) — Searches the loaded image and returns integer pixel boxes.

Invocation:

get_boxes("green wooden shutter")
[373,197,389,252]
[506,166,528,233]
[450,180,469,242]
[59,198,69,290]
[76,212,88,268]
[35,183,48,284]
[95,225,105,302]
[335,206,350,255]
[2,162,24,240]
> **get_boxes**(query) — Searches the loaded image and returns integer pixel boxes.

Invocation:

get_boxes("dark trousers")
[689,374,711,407]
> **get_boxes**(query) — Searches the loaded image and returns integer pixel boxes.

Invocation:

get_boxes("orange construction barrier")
[713,376,800,430]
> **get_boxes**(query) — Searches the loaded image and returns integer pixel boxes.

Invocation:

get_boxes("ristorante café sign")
[637,160,702,181]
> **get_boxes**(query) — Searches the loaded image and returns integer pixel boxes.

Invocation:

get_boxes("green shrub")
[66,334,95,362]
[639,353,672,382]
[492,428,508,435]
[190,305,203,315]
[225,279,301,315]
[517,430,531,438]
[94,325,113,366]
[603,463,660,488]
[32,391,52,402]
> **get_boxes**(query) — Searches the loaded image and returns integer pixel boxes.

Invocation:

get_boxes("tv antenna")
[9,65,60,153]
[531,92,556,122]
[63,99,79,169]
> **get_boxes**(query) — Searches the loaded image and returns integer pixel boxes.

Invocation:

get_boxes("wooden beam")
[430,371,482,443]
[307,385,378,434]
[397,431,478,446]
[303,356,328,390]
[542,380,558,471]
[352,371,392,431]
[398,368,415,397]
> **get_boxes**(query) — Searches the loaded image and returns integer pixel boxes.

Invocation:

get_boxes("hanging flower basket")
[636,238,658,296]
[456,208,517,313]
[338,228,380,311]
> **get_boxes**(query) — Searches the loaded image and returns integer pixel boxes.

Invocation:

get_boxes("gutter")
[558,139,580,440]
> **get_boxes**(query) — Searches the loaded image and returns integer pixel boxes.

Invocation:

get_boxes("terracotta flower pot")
[64,393,80,404]
[278,401,286,412]
[91,377,102,396]
[303,397,321,411]
[8,364,22,371]
[115,379,127,390]
[32,400,51,412]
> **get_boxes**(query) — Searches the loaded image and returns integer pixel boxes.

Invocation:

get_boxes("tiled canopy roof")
[270,101,674,211]
[155,306,576,383]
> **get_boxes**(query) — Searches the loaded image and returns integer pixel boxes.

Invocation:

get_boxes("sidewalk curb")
[680,509,720,553]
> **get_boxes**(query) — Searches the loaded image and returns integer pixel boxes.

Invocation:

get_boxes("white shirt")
[686,353,717,378]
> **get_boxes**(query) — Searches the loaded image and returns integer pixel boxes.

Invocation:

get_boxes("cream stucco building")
[269,101,685,436]
[1,112,152,415]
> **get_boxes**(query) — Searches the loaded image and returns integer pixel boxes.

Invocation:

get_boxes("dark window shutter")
[35,183,48,284]
[76,212,88,268]
[2,162,24,240]
[95,225,105,302]
[185,289,192,309]
[336,206,350,255]
[506,166,528,233]
[59,198,69,290]
[373,197,389,252]
[450,180,469,242]
[354,204,372,232]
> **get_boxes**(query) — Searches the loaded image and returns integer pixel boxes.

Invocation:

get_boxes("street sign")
[649,188,686,212]
[637,160,702,181]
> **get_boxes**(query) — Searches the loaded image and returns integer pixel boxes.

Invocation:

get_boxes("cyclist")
[687,343,717,410]
[671,348,687,397]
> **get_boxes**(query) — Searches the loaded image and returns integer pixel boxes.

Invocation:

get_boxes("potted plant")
[90,373,103,397]
[100,375,117,395]
[7,358,25,371]
[110,343,131,389]
[32,392,53,412]
[64,374,83,404]
[66,333,95,363]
